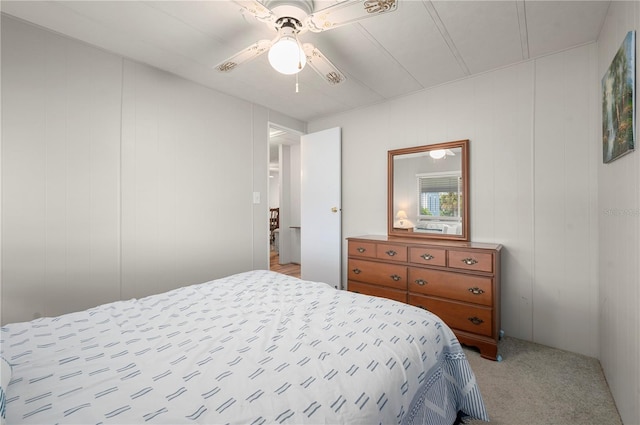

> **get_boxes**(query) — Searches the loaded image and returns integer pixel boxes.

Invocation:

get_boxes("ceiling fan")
[429,148,456,159]
[215,0,398,85]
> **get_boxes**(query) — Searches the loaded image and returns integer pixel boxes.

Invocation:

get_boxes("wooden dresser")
[347,235,502,360]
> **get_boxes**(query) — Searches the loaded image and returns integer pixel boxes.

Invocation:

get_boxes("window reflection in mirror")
[417,170,462,234]
[388,140,469,241]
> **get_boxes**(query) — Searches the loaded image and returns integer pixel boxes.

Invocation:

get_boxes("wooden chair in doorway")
[269,208,279,249]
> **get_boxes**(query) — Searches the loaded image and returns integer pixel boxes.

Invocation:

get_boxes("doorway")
[267,125,342,285]
[268,125,301,277]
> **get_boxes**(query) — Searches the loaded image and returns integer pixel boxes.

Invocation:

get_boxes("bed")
[0,270,488,424]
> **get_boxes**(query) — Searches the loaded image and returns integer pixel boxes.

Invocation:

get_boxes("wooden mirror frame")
[387,139,470,241]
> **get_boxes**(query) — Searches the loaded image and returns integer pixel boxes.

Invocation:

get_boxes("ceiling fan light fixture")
[268,25,306,75]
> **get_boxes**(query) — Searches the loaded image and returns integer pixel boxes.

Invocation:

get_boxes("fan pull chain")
[295,31,303,71]
[294,31,302,93]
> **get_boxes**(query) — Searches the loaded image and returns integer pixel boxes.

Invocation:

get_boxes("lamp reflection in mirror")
[395,210,413,229]
[268,27,306,75]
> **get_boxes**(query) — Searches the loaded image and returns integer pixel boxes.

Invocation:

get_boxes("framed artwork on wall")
[602,30,635,164]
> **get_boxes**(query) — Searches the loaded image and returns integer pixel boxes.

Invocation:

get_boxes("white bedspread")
[1,270,488,424]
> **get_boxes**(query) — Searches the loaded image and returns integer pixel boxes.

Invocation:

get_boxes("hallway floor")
[269,249,301,278]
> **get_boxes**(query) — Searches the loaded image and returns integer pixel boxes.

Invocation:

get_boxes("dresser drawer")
[409,247,447,267]
[407,268,493,306]
[409,295,492,337]
[348,259,406,289]
[348,281,407,303]
[376,243,407,262]
[448,250,494,273]
[348,241,377,259]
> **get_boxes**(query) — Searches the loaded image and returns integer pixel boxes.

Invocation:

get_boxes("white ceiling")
[1,0,610,123]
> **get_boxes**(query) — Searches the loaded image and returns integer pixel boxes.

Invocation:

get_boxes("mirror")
[388,139,469,241]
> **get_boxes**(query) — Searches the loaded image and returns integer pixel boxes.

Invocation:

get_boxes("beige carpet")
[462,337,622,425]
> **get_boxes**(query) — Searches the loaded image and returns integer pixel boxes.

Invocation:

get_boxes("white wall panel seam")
[118,57,125,301]
[530,57,537,342]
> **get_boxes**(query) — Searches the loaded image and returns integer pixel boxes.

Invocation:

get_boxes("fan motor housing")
[265,0,314,23]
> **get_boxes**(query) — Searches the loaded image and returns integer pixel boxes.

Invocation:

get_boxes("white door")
[300,127,341,288]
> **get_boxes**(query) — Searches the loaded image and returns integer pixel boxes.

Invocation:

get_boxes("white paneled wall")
[533,45,599,357]
[1,17,123,322]
[1,17,303,325]
[597,2,640,424]
[120,61,254,299]
[309,45,599,358]
[468,65,537,343]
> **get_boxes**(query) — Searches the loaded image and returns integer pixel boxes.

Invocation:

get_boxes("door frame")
[267,123,304,267]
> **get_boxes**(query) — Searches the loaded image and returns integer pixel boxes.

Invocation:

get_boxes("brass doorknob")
[331,207,338,213]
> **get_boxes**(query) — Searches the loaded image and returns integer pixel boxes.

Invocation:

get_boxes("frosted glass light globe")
[268,36,306,75]
[429,149,446,159]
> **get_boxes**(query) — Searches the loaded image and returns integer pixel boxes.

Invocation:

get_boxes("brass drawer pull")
[385,250,397,257]
[462,257,478,266]
[420,253,434,261]
[468,287,485,295]
[357,247,366,253]
[390,274,402,281]
[414,279,428,286]
[352,268,362,275]
[468,317,484,325]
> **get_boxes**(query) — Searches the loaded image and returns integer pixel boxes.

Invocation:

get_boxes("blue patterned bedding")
[0,270,488,424]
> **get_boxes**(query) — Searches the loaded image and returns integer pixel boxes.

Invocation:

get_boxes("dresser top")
[347,234,502,251]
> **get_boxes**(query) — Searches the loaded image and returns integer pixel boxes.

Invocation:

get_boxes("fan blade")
[215,39,273,72]
[303,43,346,85]
[231,0,276,24]
[305,0,398,32]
